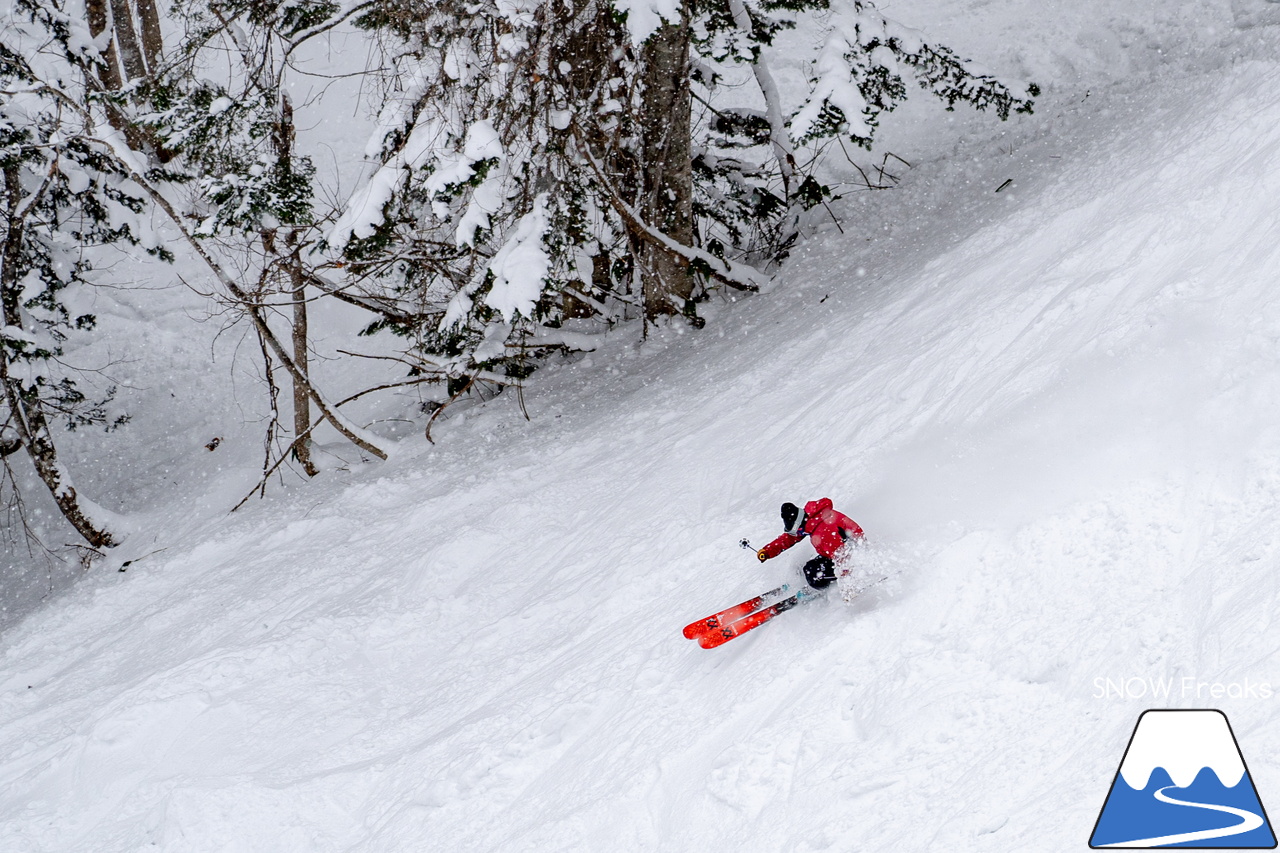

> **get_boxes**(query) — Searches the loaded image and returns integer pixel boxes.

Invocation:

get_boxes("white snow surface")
[7,2,1280,852]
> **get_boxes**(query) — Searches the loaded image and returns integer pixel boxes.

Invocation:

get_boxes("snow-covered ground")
[5,2,1280,851]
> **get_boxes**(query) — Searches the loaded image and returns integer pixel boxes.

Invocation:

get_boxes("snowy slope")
[6,4,1280,852]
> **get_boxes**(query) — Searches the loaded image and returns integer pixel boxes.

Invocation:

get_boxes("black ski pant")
[803,555,837,590]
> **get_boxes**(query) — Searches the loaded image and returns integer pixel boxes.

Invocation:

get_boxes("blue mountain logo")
[1091,709,1276,848]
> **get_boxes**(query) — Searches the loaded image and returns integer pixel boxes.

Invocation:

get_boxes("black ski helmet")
[781,502,803,534]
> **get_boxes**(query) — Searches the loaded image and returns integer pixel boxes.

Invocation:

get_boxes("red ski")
[697,587,822,649]
[682,584,791,640]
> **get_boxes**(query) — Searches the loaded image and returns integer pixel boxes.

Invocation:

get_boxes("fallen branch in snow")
[424,375,476,444]
[837,140,910,192]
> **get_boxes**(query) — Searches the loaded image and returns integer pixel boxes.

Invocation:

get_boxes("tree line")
[0,0,1036,552]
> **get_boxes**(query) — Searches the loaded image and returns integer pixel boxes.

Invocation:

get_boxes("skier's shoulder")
[810,498,861,532]
[804,497,834,515]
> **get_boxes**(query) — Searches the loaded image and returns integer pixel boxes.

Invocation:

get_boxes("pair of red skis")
[681,583,820,649]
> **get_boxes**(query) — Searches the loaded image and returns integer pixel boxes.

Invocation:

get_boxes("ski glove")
[757,549,769,562]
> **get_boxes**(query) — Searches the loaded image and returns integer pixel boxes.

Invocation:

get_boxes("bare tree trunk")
[107,0,148,81]
[0,369,116,548]
[85,0,125,91]
[636,14,695,322]
[135,0,163,75]
[270,92,319,476]
[86,0,163,156]
[287,231,319,476]
[0,166,114,548]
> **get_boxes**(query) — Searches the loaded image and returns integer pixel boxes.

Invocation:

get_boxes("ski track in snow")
[6,4,1280,852]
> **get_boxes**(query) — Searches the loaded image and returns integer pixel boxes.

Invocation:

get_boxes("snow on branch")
[788,0,1037,147]
[574,133,767,294]
[482,193,552,323]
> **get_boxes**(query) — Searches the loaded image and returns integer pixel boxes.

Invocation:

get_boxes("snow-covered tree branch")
[0,0,169,547]
[321,0,1036,379]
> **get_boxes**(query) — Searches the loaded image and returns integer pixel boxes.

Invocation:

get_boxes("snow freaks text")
[1093,677,1275,701]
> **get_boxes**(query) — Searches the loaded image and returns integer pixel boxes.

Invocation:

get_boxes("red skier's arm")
[758,532,803,561]
[833,511,864,542]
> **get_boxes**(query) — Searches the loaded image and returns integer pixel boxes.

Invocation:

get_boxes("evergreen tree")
[0,0,168,547]
[325,0,1037,386]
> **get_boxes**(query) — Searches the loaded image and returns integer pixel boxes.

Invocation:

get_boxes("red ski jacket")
[759,498,863,561]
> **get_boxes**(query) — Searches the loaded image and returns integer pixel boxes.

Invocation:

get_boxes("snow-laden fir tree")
[326,0,1037,385]
[0,0,169,548]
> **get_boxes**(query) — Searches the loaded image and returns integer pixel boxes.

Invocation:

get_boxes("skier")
[756,498,864,590]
